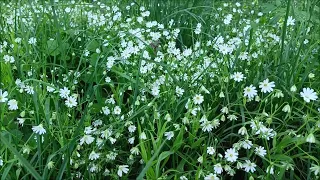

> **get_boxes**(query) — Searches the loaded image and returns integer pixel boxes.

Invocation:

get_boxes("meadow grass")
[0,0,320,179]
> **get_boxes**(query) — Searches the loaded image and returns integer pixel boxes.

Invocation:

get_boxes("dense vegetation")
[0,0,319,179]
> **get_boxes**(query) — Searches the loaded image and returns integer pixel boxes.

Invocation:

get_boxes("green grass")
[0,0,320,179]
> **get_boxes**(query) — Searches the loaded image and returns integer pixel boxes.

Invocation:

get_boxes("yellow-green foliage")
[1,62,13,87]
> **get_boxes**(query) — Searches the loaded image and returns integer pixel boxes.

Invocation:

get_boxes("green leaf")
[137,140,166,180]
[155,151,174,178]
[46,39,60,56]
[86,40,99,52]
[172,127,184,151]
[0,132,43,180]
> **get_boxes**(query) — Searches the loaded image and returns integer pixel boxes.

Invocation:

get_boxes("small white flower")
[140,132,147,140]
[128,125,136,133]
[306,133,316,143]
[47,161,54,170]
[32,124,46,135]
[243,160,257,173]
[197,156,203,164]
[231,72,245,82]
[164,131,174,140]
[28,37,37,45]
[290,85,297,92]
[241,140,253,149]
[238,126,247,135]
[287,16,295,26]
[193,94,204,105]
[300,88,318,103]
[243,85,257,99]
[176,86,185,97]
[214,163,223,174]
[259,79,275,93]
[0,89,9,103]
[180,176,188,180]
[24,86,34,95]
[65,96,77,108]
[80,135,95,145]
[207,147,216,155]
[224,148,238,162]
[114,106,121,115]
[117,165,129,177]
[310,164,320,176]
[204,173,219,180]
[8,99,18,110]
[65,7,71,13]
[130,147,140,155]
[128,137,135,144]
[89,151,100,160]
[102,106,110,115]
[17,118,25,126]
[47,86,55,92]
[255,146,267,157]
[59,87,70,98]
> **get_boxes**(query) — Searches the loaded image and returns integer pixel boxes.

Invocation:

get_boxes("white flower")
[282,104,291,113]
[0,89,9,103]
[128,125,136,133]
[267,165,274,175]
[80,135,95,145]
[243,85,257,99]
[193,94,204,105]
[24,86,34,95]
[65,96,77,108]
[259,79,275,93]
[128,137,134,144]
[102,106,110,115]
[176,86,185,97]
[290,85,297,92]
[59,87,70,98]
[194,23,201,34]
[47,86,55,92]
[0,158,3,166]
[204,173,219,180]
[306,133,316,143]
[32,124,46,135]
[241,140,253,149]
[201,121,213,132]
[89,151,100,160]
[47,161,54,169]
[224,148,238,162]
[130,147,140,155]
[164,131,174,140]
[180,176,188,180]
[231,72,245,82]
[114,106,121,115]
[17,118,25,126]
[214,163,223,174]
[117,165,129,177]
[287,16,295,26]
[243,160,257,173]
[310,164,320,176]
[140,132,147,140]
[255,146,267,157]
[65,7,71,13]
[28,37,37,45]
[238,126,247,135]
[8,99,18,110]
[300,88,318,103]
[207,147,216,155]
[3,55,15,63]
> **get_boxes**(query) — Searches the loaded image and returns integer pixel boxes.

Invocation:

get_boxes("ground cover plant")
[0,0,320,179]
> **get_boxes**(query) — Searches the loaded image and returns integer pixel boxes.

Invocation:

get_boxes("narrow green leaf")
[0,133,43,180]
